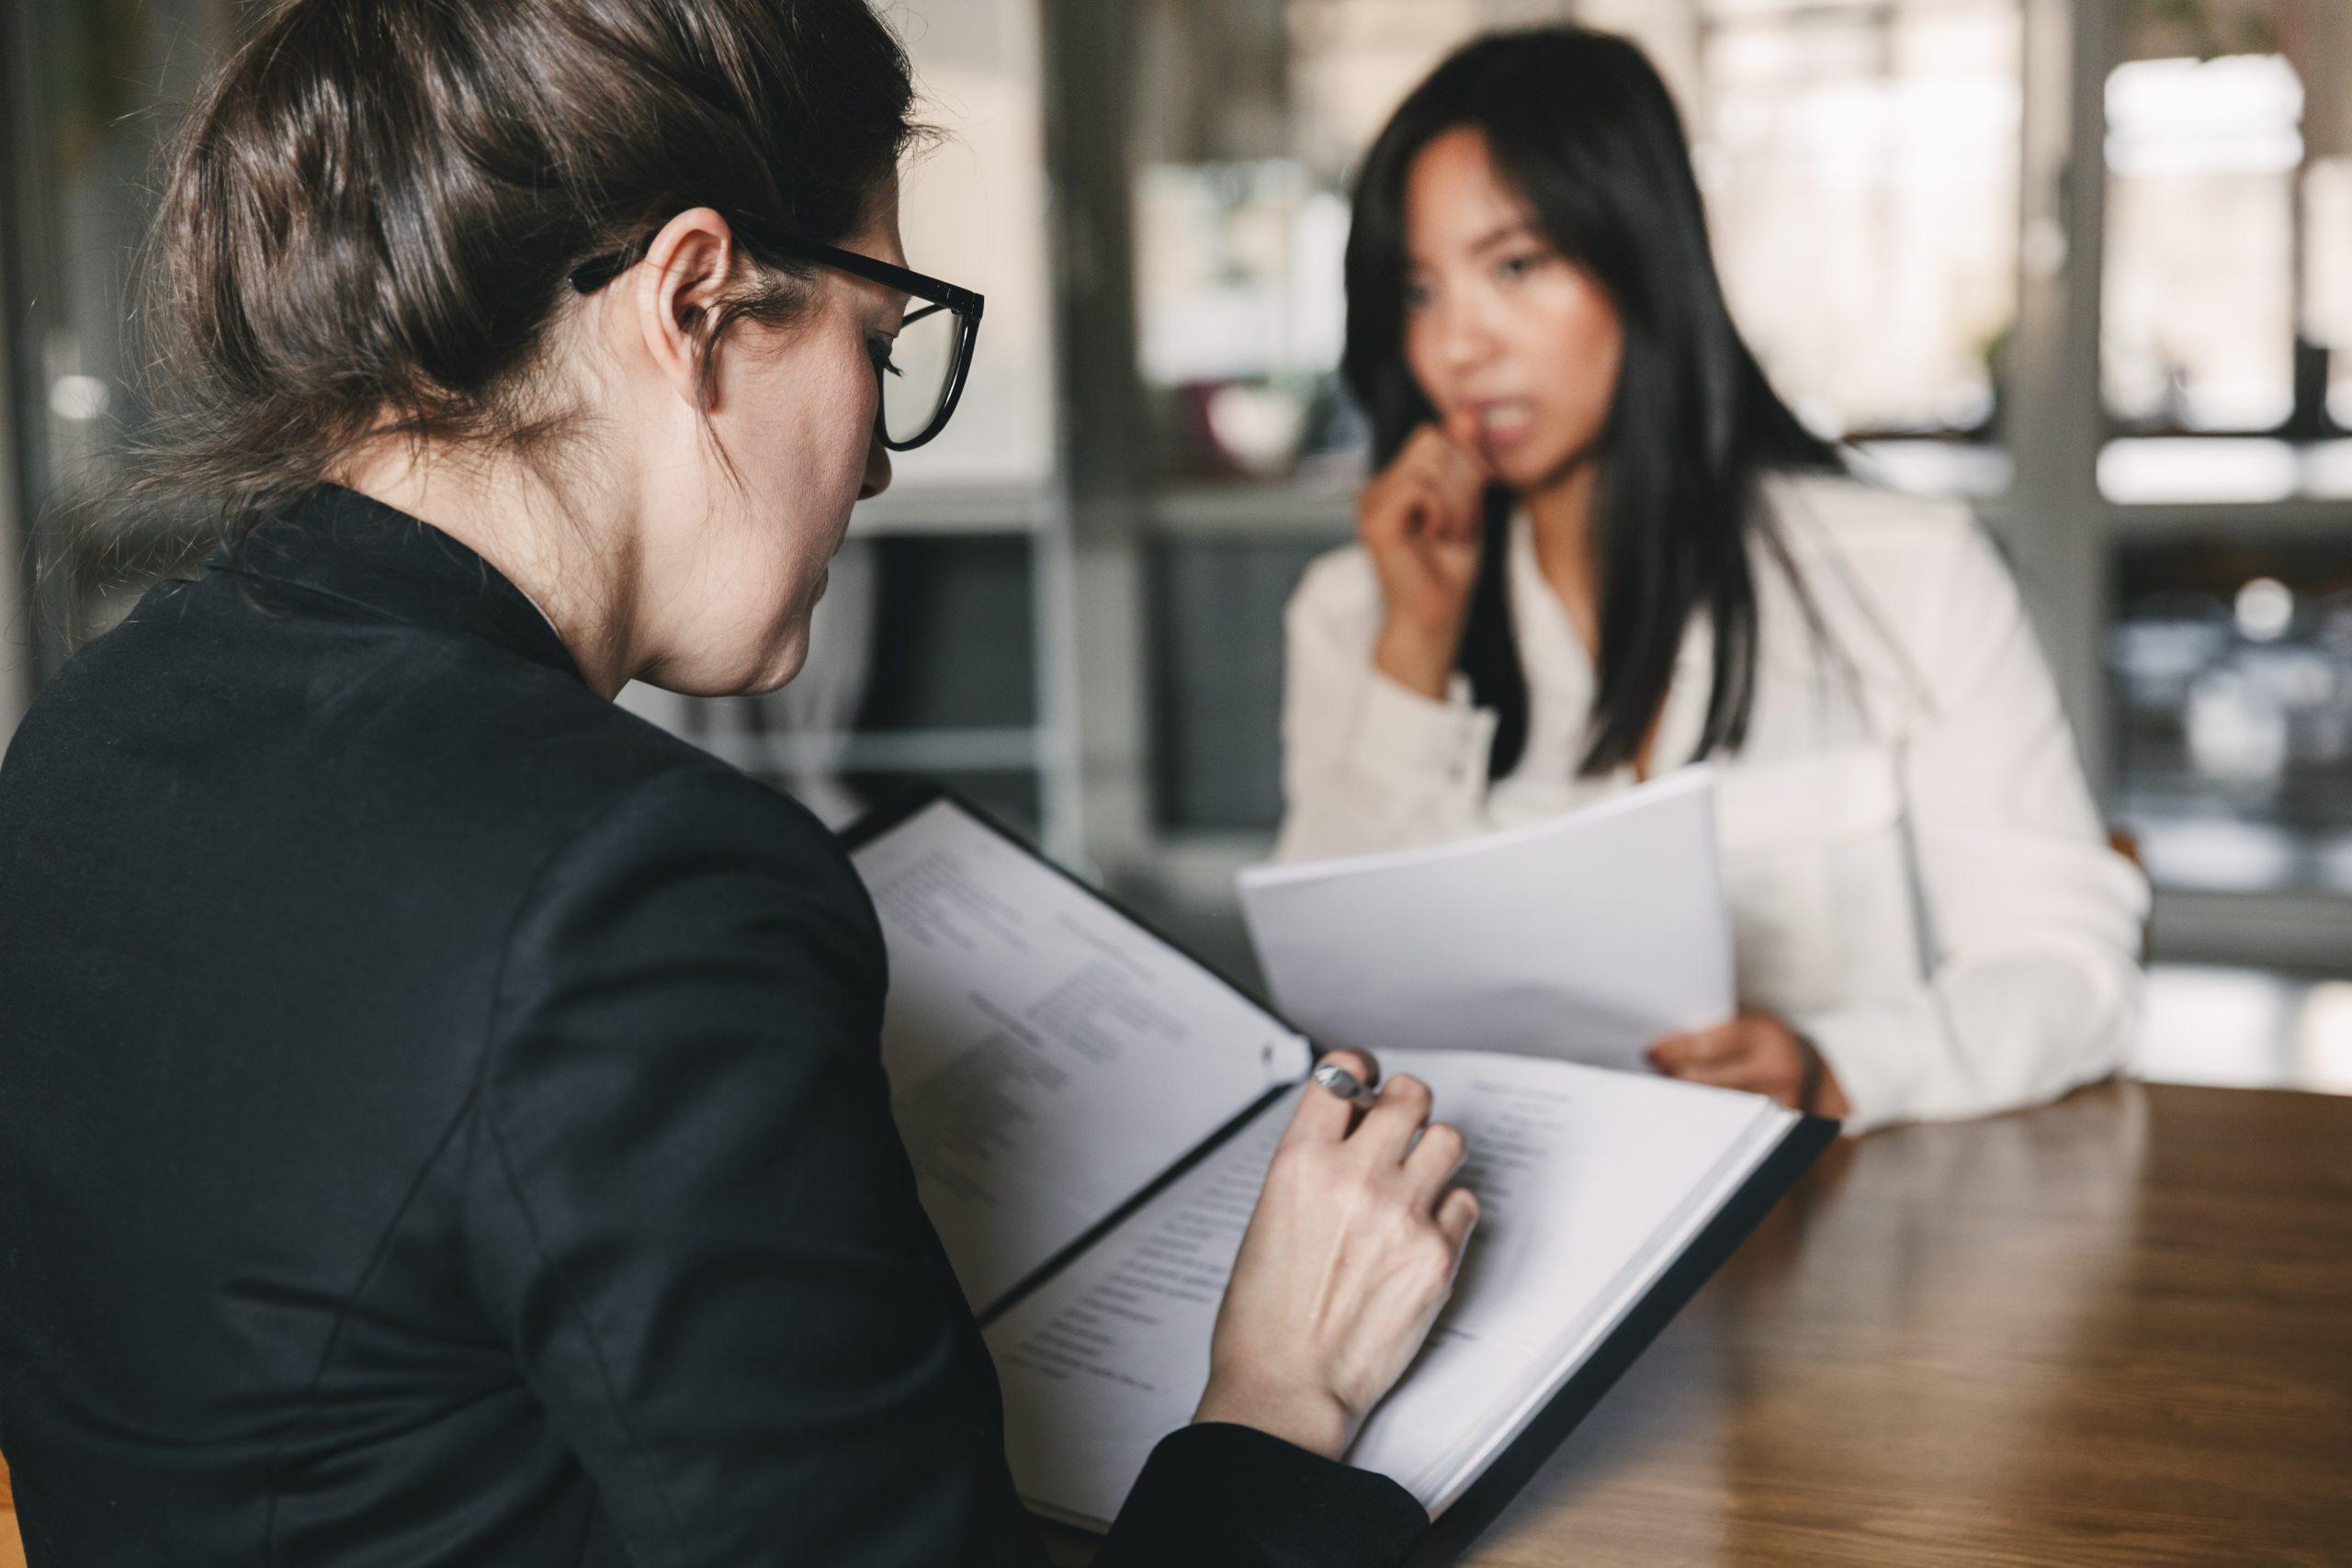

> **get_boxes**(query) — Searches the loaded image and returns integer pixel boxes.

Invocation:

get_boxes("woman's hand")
[1361,418,1492,700]
[1193,1051,1479,1461]
[1647,1012,1850,1119]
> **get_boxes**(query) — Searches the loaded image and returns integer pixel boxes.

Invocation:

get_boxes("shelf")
[846,482,1060,536]
[693,726,1046,775]
[2146,886,2352,972]
[2098,438,2352,510]
[1149,482,1355,537]
[2100,496,2352,539]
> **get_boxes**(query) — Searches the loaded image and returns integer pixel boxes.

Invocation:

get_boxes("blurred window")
[2098,0,2352,490]
[2109,538,2352,895]
[890,0,1057,487]
[1698,0,2020,443]
[12,0,236,662]
[1131,0,2023,492]
[2102,51,2301,434]
[2097,4,2352,900]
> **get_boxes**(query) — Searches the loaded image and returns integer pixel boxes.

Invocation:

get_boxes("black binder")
[842,784,1837,1564]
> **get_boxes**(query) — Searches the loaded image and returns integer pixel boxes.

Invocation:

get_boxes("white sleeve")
[1795,525,2150,1133]
[1272,553,1499,863]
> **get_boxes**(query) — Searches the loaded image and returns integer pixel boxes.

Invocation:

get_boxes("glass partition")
[2109,536,2352,895]
[1700,0,2020,450]
[10,0,237,667]
[2097,0,2352,497]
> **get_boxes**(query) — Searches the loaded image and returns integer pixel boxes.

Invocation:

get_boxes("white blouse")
[1274,472,2150,1134]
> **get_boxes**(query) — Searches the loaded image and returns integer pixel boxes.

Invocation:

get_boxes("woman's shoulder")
[479,725,881,998]
[1761,468,2018,622]
[1754,468,2033,714]
[366,650,855,930]
[525,705,848,878]
[1763,468,1984,562]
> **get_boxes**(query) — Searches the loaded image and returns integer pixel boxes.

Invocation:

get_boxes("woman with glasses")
[0,3,1470,1564]
[1278,28,2149,1134]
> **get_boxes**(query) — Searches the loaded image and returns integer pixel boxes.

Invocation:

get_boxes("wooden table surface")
[5,1082,2346,1566]
[0,1455,17,1568]
[1437,1080,2352,1566]
[1039,1078,2352,1565]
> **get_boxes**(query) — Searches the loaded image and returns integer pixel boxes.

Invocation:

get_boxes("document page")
[1238,768,1734,1073]
[984,1048,1788,1527]
[849,798,1299,1313]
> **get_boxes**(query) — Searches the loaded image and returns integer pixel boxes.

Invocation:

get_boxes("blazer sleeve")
[1273,548,1500,863]
[1794,525,2151,1132]
[464,767,1426,1567]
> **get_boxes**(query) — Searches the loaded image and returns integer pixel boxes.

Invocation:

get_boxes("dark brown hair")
[132,0,918,533]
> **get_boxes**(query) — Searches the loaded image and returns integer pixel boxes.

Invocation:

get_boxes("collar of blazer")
[206,484,583,684]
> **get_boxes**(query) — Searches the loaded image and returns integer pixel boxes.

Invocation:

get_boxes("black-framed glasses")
[569,215,984,451]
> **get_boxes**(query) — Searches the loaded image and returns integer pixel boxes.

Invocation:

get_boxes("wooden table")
[1436,1080,2352,1565]
[6,1083,2346,1566]
[1,1454,18,1568]
[1045,1080,2352,1565]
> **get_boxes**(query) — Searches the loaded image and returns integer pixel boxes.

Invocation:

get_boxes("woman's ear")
[630,207,738,411]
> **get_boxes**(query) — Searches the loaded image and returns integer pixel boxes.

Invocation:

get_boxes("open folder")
[842,789,1833,1562]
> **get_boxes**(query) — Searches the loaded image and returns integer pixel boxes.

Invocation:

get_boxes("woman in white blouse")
[1279,27,2148,1134]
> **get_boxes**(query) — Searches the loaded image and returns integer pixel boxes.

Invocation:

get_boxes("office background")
[2,0,2346,1089]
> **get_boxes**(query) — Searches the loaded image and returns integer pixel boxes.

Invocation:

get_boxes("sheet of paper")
[1238,768,1734,1073]
[984,1048,1786,1526]
[850,799,1298,1313]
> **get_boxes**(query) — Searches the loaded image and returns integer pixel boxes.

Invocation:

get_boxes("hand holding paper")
[1650,1010,1850,1117]
[1238,768,1735,1075]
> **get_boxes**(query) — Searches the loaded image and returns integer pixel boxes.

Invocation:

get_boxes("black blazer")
[0,487,1425,1566]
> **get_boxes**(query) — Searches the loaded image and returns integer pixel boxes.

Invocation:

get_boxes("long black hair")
[1341,27,1841,779]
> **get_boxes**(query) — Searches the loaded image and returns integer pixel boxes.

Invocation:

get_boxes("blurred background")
[2,0,2346,1088]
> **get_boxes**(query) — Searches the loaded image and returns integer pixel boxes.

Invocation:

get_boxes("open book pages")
[1238,767,1734,1075]
[845,794,1800,1533]
[985,1049,1794,1526]
[848,797,1298,1313]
